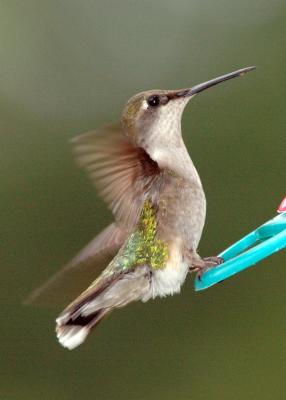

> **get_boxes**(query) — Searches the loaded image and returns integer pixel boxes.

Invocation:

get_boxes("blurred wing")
[72,123,161,230]
[25,223,126,306]
[26,124,160,307]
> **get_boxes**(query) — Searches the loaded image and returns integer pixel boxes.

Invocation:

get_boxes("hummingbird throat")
[116,201,168,271]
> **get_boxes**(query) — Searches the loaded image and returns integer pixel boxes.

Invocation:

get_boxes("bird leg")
[189,256,224,280]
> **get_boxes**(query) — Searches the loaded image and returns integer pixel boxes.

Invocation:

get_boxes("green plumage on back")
[100,201,168,281]
[135,200,168,269]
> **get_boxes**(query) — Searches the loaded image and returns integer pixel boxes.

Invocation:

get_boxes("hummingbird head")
[121,89,193,149]
[121,66,255,161]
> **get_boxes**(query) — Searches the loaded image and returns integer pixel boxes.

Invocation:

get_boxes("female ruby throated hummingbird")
[27,66,255,349]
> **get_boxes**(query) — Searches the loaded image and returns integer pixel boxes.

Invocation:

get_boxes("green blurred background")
[1,1,286,399]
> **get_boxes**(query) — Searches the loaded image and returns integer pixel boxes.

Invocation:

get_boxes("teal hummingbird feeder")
[195,196,286,291]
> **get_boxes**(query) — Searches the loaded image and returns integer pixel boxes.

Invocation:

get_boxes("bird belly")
[142,261,189,301]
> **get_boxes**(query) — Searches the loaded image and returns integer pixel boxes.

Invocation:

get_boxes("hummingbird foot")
[189,256,224,280]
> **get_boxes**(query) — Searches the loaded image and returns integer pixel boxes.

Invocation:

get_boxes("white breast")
[142,261,189,302]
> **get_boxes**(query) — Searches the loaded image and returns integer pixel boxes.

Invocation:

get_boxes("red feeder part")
[278,197,286,213]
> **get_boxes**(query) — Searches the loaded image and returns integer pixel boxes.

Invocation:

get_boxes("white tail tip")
[56,324,90,350]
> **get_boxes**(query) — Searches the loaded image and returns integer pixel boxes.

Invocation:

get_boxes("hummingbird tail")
[55,266,150,349]
[56,307,111,350]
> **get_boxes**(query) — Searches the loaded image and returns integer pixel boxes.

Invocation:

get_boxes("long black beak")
[175,66,256,98]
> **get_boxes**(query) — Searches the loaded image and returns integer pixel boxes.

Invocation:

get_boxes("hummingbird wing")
[26,124,160,307]
[72,123,161,230]
[25,223,126,306]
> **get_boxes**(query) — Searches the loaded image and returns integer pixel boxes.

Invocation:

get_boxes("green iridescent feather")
[100,201,168,281]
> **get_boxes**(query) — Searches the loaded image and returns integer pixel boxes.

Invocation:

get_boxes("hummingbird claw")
[189,256,224,280]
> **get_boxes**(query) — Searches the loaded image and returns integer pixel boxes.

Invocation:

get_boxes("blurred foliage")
[1,1,286,399]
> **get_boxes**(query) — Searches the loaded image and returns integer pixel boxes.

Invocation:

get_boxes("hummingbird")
[27,66,255,349]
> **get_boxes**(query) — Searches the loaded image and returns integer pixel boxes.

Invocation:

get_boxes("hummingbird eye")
[147,95,160,107]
